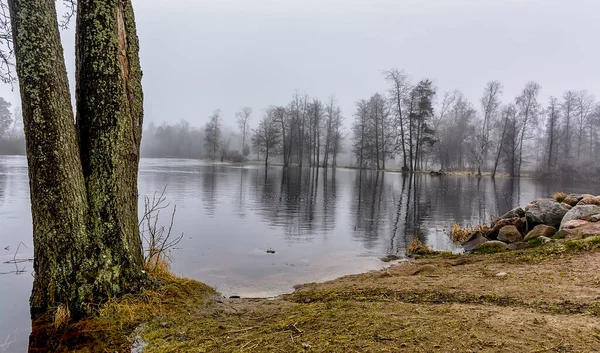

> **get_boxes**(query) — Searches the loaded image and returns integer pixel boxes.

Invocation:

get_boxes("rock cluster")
[461,193,600,252]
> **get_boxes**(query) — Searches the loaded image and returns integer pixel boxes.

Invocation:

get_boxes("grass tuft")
[449,223,489,245]
[407,238,438,256]
[553,192,567,203]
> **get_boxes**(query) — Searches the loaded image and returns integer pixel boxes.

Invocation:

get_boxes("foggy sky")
[1,0,598,130]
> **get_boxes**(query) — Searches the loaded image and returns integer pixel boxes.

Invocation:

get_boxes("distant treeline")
[0,97,26,156]
[5,68,594,180]
[140,68,599,181]
[351,70,600,180]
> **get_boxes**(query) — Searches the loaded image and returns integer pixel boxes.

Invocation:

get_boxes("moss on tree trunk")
[8,0,147,317]
[8,0,94,316]
[75,0,145,295]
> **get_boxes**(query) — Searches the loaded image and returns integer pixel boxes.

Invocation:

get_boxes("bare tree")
[235,107,252,156]
[514,81,541,176]
[475,81,503,175]
[384,69,411,171]
[575,90,594,159]
[252,108,281,167]
[545,97,560,170]
[561,90,577,161]
[491,105,512,178]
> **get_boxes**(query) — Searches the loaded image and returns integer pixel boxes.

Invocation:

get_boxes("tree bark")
[9,0,148,317]
[75,0,146,293]
[9,0,93,316]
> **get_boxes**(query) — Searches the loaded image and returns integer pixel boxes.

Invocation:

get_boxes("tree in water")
[252,108,281,167]
[7,0,147,317]
[204,109,221,160]
[235,107,252,156]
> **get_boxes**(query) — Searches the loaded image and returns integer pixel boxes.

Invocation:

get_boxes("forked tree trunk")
[9,0,147,317]
[75,0,145,291]
[9,0,93,316]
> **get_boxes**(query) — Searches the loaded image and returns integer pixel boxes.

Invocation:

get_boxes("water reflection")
[2,157,600,352]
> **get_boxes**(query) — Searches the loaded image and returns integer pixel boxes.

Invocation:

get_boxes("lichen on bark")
[8,0,147,317]
[75,0,146,296]
[8,0,95,316]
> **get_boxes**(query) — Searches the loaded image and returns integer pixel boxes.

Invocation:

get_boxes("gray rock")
[463,233,489,252]
[524,225,556,241]
[590,214,600,223]
[507,242,528,250]
[497,225,523,243]
[475,240,508,252]
[560,205,600,229]
[525,200,570,228]
[499,207,525,220]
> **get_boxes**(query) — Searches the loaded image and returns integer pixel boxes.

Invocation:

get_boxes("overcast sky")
[1,0,599,129]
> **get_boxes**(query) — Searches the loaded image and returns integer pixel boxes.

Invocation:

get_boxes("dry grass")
[449,223,489,245]
[553,191,567,203]
[407,238,438,255]
[134,236,600,352]
[32,236,600,352]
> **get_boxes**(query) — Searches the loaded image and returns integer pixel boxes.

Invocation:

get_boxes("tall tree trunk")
[374,105,380,170]
[265,145,269,168]
[395,83,408,170]
[316,128,320,168]
[75,0,146,292]
[380,108,385,170]
[9,0,92,316]
[408,109,414,173]
[299,116,304,167]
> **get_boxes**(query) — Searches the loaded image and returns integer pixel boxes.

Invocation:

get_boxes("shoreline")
[29,235,600,352]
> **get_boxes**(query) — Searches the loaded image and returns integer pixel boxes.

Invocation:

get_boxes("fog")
[0,0,598,132]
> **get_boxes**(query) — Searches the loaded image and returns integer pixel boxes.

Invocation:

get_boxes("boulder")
[562,219,589,230]
[561,203,573,210]
[562,196,582,207]
[525,200,570,228]
[524,225,556,242]
[498,225,523,243]
[507,242,528,250]
[560,221,600,238]
[524,198,553,212]
[489,217,526,239]
[560,205,600,229]
[590,214,600,223]
[463,233,489,252]
[499,207,525,220]
[578,196,600,206]
[475,240,508,252]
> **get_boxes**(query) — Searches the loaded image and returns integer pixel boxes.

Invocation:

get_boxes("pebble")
[496,272,507,277]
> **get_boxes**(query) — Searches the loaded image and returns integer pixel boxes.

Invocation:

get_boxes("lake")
[2,156,600,352]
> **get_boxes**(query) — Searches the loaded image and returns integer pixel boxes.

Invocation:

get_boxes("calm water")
[2,156,600,351]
